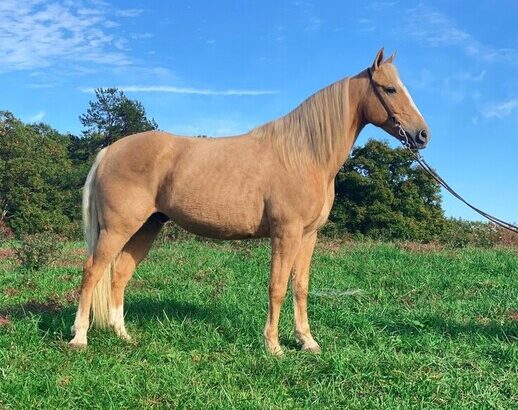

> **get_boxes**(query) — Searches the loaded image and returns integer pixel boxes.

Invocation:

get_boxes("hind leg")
[110,216,163,340]
[70,230,131,347]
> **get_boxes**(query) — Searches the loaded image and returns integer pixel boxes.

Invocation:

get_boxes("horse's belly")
[166,197,269,239]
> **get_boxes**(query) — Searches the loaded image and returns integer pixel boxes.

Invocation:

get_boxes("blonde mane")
[251,77,350,168]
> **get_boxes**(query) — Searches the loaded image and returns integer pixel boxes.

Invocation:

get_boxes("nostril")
[417,129,428,144]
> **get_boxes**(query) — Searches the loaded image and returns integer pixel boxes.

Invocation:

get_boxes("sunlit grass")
[1,240,517,408]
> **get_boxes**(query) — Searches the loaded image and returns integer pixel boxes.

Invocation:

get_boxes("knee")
[269,285,286,305]
[292,281,308,299]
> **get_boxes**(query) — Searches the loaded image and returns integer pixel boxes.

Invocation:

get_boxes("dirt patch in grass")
[0,248,14,260]
[54,248,87,268]
[22,298,63,313]
[5,287,20,297]
[0,315,11,326]
[507,310,518,321]
[63,289,79,303]
[319,240,342,253]
[0,289,79,317]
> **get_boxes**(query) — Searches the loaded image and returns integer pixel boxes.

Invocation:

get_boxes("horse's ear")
[371,48,385,71]
[385,52,396,64]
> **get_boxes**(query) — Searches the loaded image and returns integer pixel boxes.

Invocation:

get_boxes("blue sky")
[1,0,517,222]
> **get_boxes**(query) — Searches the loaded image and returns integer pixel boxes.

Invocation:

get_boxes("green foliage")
[330,139,447,241]
[0,88,160,237]
[0,102,510,248]
[13,232,64,270]
[440,219,500,248]
[79,88,158,149]
[0,219,13,241]
[0,112,76,235]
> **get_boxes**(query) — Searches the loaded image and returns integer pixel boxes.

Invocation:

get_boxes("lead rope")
[396,124,518,234]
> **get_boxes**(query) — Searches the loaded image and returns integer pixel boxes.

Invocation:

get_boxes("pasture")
[1,239,517,408]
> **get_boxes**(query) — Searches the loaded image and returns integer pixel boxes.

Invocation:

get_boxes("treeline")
[0,88,157,237]
[0,89,512,246]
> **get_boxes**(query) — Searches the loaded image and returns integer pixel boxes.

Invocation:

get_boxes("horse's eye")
[384,86,397,94]
[385,86,396,94]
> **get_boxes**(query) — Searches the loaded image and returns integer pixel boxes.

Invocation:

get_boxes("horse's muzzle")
[410,129,430,149]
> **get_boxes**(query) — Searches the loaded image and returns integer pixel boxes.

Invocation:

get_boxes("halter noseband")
[367,67,411,148]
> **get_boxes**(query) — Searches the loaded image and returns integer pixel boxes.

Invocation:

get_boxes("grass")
[0,239,517,409]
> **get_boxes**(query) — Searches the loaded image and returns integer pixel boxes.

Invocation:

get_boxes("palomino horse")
[70,49,430,354]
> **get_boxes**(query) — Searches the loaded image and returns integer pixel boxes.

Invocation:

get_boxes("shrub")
[14,232,64,270]
[331,139,446,243]
[439,219,499,248]
[494,225,518,247]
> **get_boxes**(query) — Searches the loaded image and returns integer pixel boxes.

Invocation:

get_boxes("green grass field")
[1,239,517,409]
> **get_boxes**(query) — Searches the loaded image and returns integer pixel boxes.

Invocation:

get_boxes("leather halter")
[366,67,518,234]
[367,67,410,147]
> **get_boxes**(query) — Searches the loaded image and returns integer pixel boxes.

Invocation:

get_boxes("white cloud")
[407,68,434,90]
[459,70,486,82]
[403,5,517,64]
[115,8,143,18]
[79,85,278,96]
[483,99,518,119]
[131,32,153,40]
[166,119,256,137]
[0,0,143,72]
[27,111,45,122]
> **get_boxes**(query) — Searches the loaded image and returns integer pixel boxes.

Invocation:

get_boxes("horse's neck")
[324,75,366,180]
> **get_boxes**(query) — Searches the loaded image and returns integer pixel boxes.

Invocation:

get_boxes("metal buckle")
[395,123,411,149]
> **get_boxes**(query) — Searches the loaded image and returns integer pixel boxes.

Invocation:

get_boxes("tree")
[0,112,76,235]
[329,139,446,241]
[79,88,158,149]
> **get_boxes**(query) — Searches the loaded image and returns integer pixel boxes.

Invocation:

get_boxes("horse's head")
[363,48,430,150]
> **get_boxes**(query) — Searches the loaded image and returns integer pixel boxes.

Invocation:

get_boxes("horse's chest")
[307,181,335,231]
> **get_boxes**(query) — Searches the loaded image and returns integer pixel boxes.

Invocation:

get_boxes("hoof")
[265,341,284,356]
[115,328,133,342]
[69,332,87,348]
[69,339,87,349]
[302,342,321,354]
[269,346,284,357]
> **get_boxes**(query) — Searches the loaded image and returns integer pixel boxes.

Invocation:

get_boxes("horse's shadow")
[0,296,239,345]
[2,298,517,347]
[374,315,518,342]
[328,314,518,344]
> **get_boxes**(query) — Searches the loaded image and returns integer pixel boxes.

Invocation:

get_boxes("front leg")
[264,223,303,355]
[291,231,321,353]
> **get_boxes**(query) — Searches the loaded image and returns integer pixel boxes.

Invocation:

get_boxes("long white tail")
[82,148,112,328]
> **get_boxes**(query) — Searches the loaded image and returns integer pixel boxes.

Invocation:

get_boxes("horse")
[70,48,430,355]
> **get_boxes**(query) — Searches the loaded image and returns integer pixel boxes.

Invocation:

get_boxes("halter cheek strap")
[367,67,410,147]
